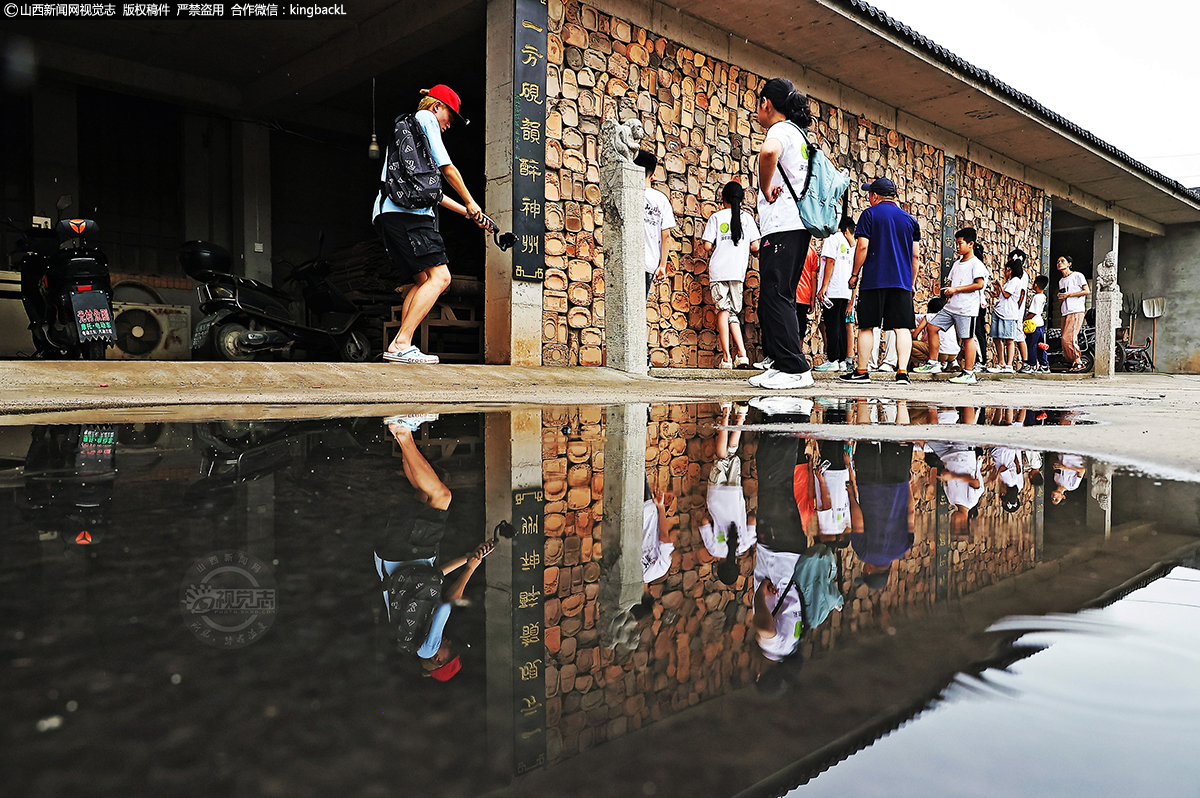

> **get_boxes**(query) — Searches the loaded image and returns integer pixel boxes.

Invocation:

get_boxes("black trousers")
[825,298,849,362]
[759,229,813,374]
[754,422,812,555]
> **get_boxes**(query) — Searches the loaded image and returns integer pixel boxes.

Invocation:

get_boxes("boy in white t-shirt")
[913,227,988,384]
[634,150,677,298]
[1056,255,1090,372]
[813,217,857,372]
[700,182,760,369]
[1024,274,1050,372]
[986,251,1027,374]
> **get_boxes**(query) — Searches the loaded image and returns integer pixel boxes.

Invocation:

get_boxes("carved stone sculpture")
[1095,249,1118,292]
[599,118,644,166]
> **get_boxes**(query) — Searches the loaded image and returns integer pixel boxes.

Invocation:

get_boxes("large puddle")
[2,403,1198,798]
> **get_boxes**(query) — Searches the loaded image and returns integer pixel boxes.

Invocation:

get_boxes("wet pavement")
[2,403,1199,797]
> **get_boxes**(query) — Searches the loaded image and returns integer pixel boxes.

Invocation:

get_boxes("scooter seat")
[234,275,292,300]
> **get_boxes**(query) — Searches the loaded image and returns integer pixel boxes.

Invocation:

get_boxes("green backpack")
[778,123,852,238]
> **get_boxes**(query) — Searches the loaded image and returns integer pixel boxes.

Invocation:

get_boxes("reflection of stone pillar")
[1086,461,1113,538]
[599,404,648,643]
[484,409,543,776]
[600,143,648,374]
[240,476,274,562]
[1092,221,1120,378]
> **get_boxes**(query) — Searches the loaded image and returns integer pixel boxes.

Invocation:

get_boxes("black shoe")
[895,371,910,384]
[839,371,870,383]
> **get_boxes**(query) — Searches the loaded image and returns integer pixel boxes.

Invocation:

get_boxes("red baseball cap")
[424,84,469,126]
[429,655,462,681]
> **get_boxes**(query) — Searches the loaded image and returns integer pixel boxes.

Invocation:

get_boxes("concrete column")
[232,121,272,283]
[32,83,78,216]
[598,404,648,637]
[1092,220,1120,378]
[484,0,541,365]
[483,409,543,776]
[600,159,648,374]
[240,476,275,562]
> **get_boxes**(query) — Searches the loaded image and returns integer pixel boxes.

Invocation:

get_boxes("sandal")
[383,345,439,364]
[1067,363,1089,373]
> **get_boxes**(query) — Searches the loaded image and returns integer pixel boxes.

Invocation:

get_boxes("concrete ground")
[1,361,1197,480]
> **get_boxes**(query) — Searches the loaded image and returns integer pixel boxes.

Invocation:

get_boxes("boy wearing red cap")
[375,84,489,364]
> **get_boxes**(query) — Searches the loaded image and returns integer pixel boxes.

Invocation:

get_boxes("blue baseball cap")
[861,177,897,197]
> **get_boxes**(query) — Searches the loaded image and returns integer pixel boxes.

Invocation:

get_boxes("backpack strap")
[774,121,817,203]
[771,571,799,618]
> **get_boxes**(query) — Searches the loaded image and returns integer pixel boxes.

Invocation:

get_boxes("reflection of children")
[813,439,853,539]
[700,182,760,369]
[991,445,1024,513]
[926,441,984,533]
[642,480,674,582]
[1051,454,1087,504]
[377,414,494,681]
[699,404,756,585]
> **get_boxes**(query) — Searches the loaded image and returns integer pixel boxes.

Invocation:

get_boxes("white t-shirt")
[1059,271,1088,315]
[816,468,851,536]
[702,208,760,282]
[753,544,804,662]
[921,313,961,356]
[1027,292,1047,328]
[372,109,452,221]
[819,234,855,299]
[995,275,1027,320]
[943,256,989,317]
[756,121,809,237]
[642,499,674,582]
[928,442,983,510]
[992,447,1024,489]
[644,187,677,275]
[1055,454,1086,492]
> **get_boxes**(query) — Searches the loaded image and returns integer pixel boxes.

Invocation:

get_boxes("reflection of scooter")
[4,195,117,359]
[181,239,373,362]
[17,425,117,547]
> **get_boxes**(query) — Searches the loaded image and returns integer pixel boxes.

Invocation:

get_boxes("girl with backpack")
[700,182,760,369]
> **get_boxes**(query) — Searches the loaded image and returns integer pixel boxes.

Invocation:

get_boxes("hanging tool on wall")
[1143,296,1165,369]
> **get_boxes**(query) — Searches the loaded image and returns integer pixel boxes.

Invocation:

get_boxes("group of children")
[688,186,1085,382]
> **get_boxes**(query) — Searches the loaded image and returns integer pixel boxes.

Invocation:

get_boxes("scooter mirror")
[56,195,72,212]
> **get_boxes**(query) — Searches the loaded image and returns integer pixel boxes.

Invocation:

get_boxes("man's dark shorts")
[375,211,448,285]
[857,287,916,331]
[375,494,449,562]
[854,441,914,485]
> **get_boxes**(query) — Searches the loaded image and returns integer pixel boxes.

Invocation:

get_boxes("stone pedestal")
[598,403,648,641]
[1094,289,1122,378]
[1087,460,1113,538]
[600,161,648,375]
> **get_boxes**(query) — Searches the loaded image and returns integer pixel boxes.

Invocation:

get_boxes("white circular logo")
[180,550,277,649]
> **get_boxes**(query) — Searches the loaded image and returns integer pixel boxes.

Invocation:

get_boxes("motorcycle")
[1044,308,1097,372]
[4,195,117,359]
[17,424,117,548]
[180,238,373,362]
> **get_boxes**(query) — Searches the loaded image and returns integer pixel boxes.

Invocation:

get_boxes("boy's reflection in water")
[374,415,493,681]
[699,403,756,587]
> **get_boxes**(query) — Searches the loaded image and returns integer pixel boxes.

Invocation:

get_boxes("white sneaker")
[748,368,779,387]
[1001,365,1015,374]
[912,362,942,374]
[718,360,733,369]
[948,370,978,385]
[753,357,774,369]
[758,369,816,390]
[871,363,895,373]
[985,365,1006,374]
[384,413,440,431]
[750,396,815,416]
[813,361,841,372]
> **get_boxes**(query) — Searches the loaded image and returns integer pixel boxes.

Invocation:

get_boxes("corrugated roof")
[835,0,1200,204]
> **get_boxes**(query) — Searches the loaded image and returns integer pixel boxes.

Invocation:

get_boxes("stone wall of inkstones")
[539,0,1049,368]
[538,401,1041,764]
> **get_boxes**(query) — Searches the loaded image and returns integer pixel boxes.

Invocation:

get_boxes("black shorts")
[374,211,448,284]
[857,287,916,331]
[853,441,914,485]
[374,496,449,561]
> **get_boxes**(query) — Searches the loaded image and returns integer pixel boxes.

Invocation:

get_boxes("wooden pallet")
[383,285,484,363]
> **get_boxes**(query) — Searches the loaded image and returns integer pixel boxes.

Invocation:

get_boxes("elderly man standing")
[840,178,921,385]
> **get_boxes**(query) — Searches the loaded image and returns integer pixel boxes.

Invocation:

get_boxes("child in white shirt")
[700,181,760,369]
[1024,274,1049,372]
[913,227,988,384]
[987,252,1027,374]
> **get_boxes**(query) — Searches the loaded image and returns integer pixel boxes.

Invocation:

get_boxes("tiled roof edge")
[833,0,1200,206]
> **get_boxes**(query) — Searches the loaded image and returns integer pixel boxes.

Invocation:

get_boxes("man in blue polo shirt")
[840,177,921,385]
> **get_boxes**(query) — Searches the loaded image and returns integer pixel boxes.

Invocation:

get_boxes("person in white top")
[987,251,1027,374]
[633,150,677,298]
[911,295,961,370]
[914,227,988,384]
[991,445,1024,513]
[699,404,758,586]
[813,217,857,372]
[1024,274,1050,372]
[1051,453,1087,505]
[641,481,674,583]
[700,182,760,369]
[1056,255,1090,372]
[747,77,816,391]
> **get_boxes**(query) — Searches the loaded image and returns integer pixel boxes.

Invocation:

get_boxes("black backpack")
[382,113,444,210]
[385,561,445,653]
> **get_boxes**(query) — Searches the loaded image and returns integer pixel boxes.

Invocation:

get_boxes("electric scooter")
[4,195,117,359]
[181,239,373,362]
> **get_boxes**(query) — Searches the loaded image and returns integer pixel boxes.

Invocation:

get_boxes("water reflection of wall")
[536,403,1049,767]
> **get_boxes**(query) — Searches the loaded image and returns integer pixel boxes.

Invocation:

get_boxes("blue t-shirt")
[372,109,452,221]
[850,483,913,566]
[855,201,921,291]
